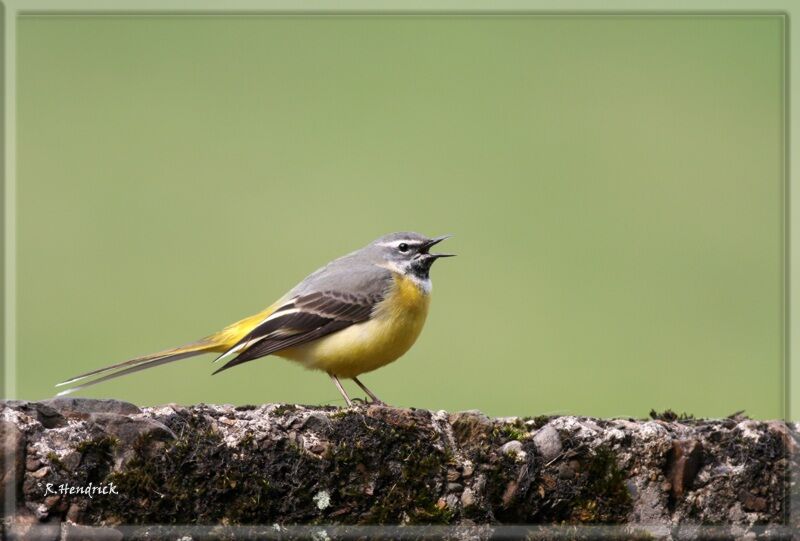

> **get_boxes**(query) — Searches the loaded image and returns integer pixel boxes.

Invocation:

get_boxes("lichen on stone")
[1,398,794,537]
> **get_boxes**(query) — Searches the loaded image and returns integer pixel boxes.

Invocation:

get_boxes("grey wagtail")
[56,232,454,406]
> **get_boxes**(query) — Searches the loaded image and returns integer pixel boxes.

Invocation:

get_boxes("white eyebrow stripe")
[376,239,423,247]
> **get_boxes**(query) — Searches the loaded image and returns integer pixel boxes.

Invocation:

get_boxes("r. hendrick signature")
[45,482,119,498]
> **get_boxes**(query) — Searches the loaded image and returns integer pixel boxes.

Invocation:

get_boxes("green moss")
[65,435,119,487]
[327,410,451,525]
[238,431,255,448]
[75,435,118,454]
[329,409,352,420]
[495,423,528,442]
[648,409,695,422]
[409,502,454,524]
[271,404,300,416]
[523,415,553,429]
[87,414,291,524]
[481,450,531,523]
[83,407,453,526]
[46,452,63,468]
[571,447,632,523]
[234,404,258,411]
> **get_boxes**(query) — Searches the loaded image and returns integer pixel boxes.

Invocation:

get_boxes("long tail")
[54,338,222,396]
[54,297,288,396]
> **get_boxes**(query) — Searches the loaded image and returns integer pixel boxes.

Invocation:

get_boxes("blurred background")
[15,15,784,418]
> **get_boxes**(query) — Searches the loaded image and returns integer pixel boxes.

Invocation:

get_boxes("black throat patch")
[409,258,434,281]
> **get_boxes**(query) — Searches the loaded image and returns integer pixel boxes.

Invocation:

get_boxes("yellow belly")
[278,274,430,378]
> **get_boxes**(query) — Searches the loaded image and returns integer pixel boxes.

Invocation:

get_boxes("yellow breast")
[279,273,430,378]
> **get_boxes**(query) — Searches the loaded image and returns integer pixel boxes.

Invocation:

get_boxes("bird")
[56,232,454,406]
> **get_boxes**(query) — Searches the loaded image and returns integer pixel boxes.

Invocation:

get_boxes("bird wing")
[211,289,385,374]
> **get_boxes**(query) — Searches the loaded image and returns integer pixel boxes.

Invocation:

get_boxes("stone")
[66,502,84,523]
[500,440,523,456]
[501,479,519,507]
[665,439,703,500]
[0,398,794,535]
[301,412,332,433]
[60,452,82,472]
[532,424,562,461]
[631,484,669,523]
[557,462,575,479]
[1,420,25,501]
[766,421,798,453]
[5,509,37,540]
[31,466,50,479]
[461,487,476,508]
[62,523,124,541]
[88,412,176,468]
[42,397,141,416]
[2,401,66,429]
[739,490,768,512]
[88,413,174,443]
[7,515,60,541]
[449,410,493,447]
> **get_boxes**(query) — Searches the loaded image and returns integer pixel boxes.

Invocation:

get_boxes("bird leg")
[329,374,353,407]
[352,376,385,405]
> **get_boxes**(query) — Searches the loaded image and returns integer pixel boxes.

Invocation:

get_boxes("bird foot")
[351,397,386,407]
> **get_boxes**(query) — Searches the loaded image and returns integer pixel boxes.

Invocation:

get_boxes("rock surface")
[1,400,796,540]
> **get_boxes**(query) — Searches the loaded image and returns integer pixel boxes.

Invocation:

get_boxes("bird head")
[371,231,454,281]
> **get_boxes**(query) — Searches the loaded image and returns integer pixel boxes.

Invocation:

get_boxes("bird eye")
[398,243,409,252]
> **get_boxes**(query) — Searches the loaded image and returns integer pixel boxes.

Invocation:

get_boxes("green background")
[15,15,784,418]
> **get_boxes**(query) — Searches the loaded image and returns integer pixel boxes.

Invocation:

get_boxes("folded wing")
[212,289,383,374]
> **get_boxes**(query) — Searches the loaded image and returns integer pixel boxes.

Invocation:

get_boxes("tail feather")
[55,298,289,395]
[55,339,218,396]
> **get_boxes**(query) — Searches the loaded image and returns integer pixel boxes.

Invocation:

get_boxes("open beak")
[422,235,455,259]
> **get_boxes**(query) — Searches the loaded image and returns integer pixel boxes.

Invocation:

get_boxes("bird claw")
[351,397,386,407]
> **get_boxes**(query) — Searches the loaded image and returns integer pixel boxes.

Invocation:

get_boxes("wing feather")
[212,289,383,374]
